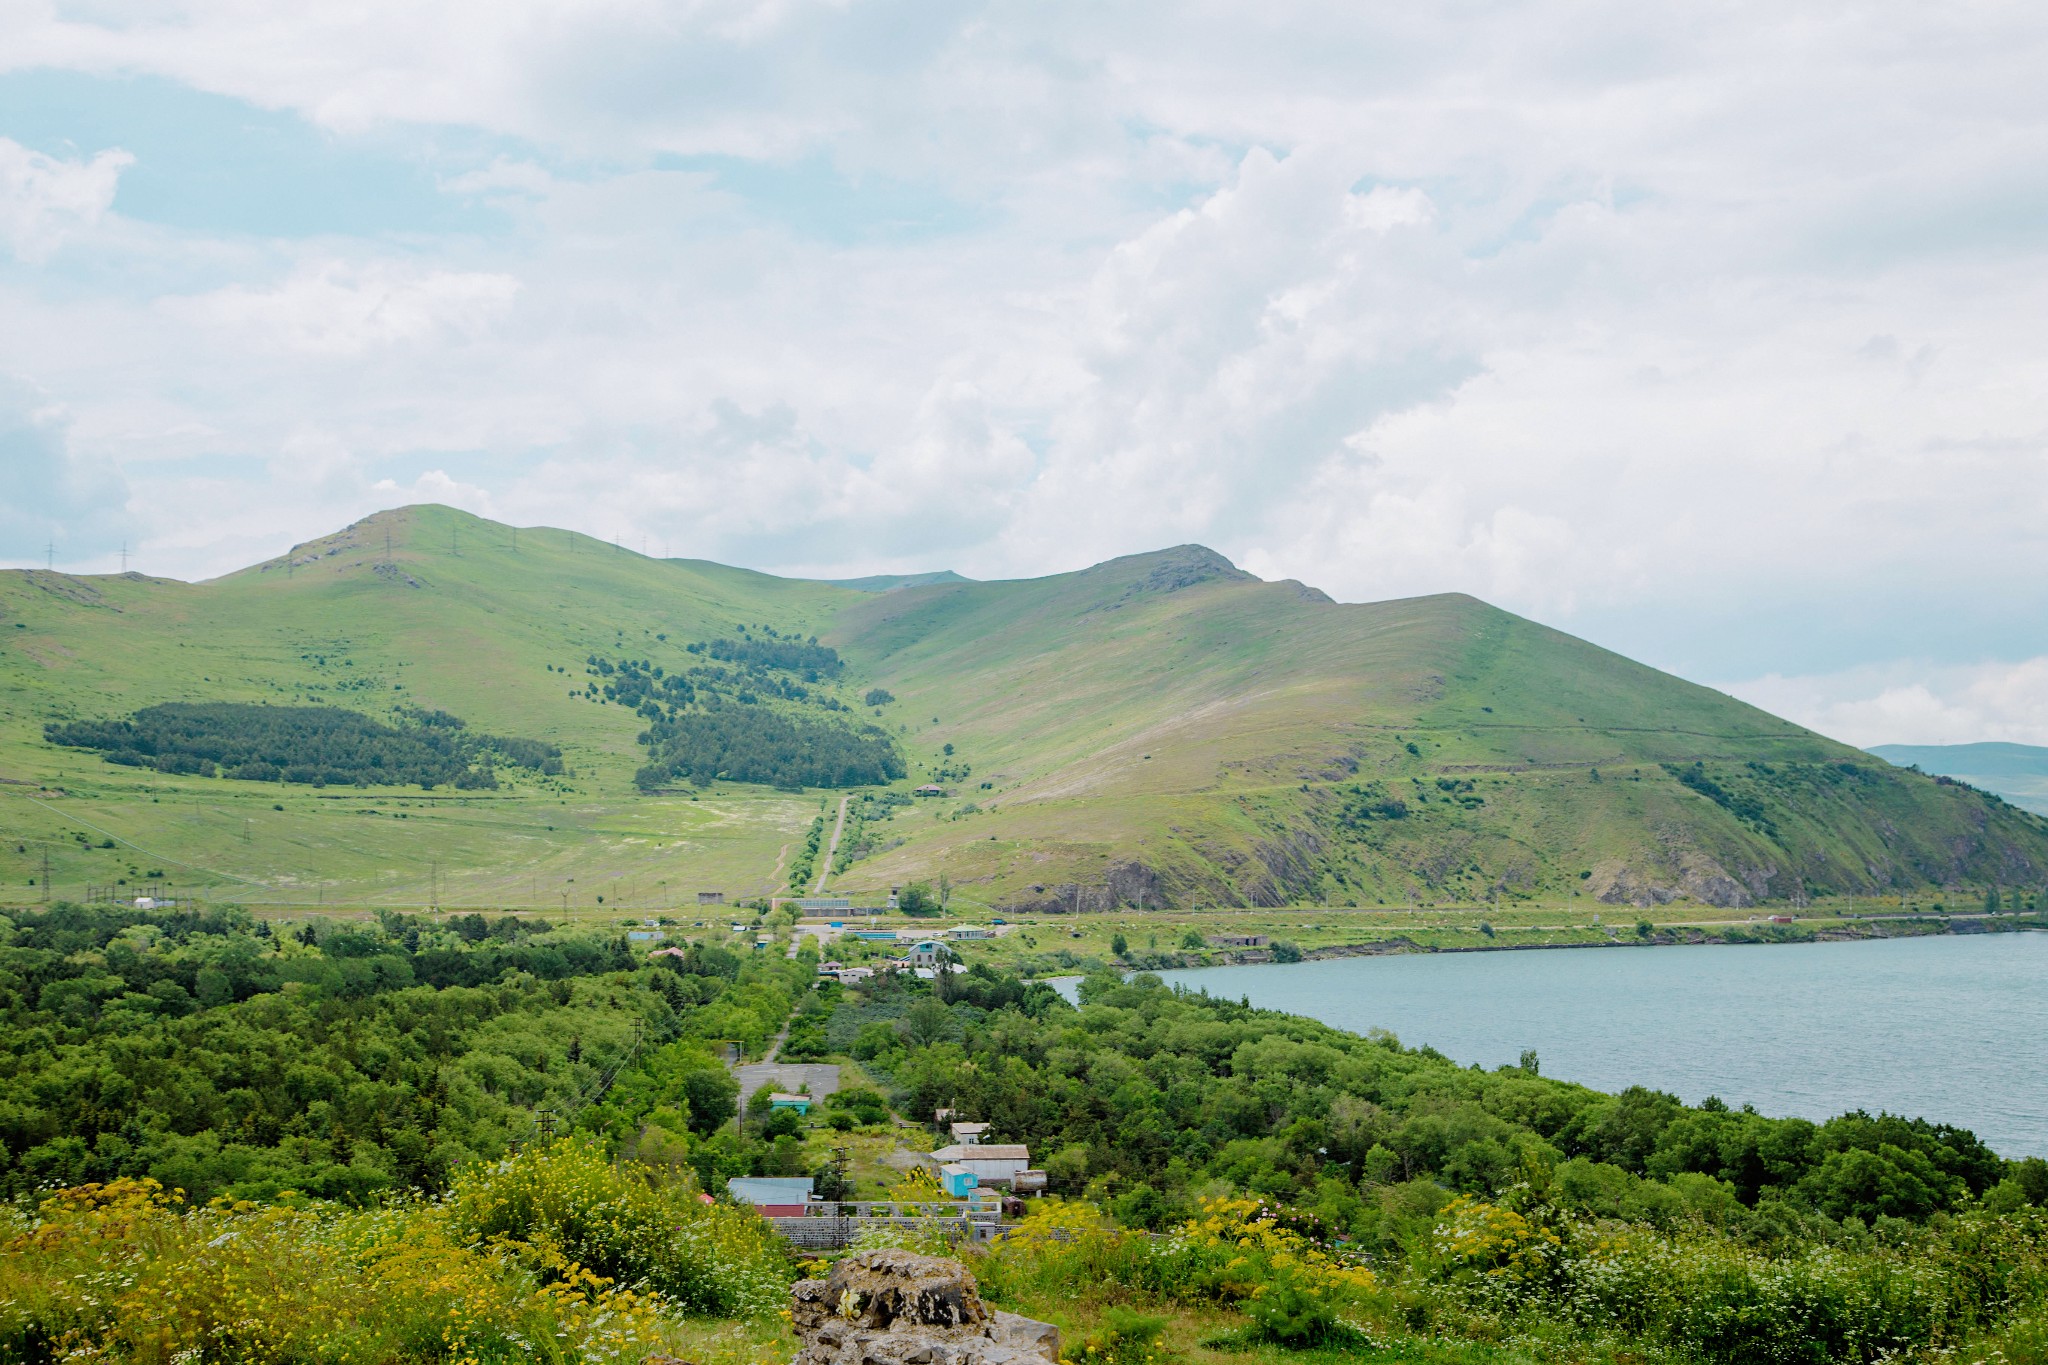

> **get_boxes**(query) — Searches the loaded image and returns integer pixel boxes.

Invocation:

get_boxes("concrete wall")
[768,1216,1007,1251]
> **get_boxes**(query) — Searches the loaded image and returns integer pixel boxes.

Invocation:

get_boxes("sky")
[0,1,2044,748]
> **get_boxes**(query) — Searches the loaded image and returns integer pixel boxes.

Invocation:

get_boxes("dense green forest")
[9,902,2048,1364]
[0,904,790,1203]
[696,631,845,678]
[574,635,902,791]
[43,702,562,789]
[634,709,904,791]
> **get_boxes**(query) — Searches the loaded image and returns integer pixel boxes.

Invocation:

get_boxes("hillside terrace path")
[811,795,851,894]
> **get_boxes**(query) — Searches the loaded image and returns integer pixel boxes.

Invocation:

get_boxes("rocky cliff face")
[789,1250,1059,1365]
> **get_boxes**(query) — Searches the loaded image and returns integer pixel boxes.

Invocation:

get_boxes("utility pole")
[119,541,127,572]
[431,859,440,911]
[242,818,252,845]
[46,541,54,571]
[385,528,394,563]
[41,849,51,904]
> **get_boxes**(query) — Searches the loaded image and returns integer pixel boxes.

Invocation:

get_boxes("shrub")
[447,1140,791,1317]
[1071,1307,1174,1365]
[0,1176,683,1364]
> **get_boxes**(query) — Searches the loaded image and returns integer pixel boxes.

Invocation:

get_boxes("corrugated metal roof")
[930,1144,1029,1161]
[727,1177,813,1204]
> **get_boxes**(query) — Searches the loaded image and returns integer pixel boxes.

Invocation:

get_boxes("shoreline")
[1124,911,2048,973]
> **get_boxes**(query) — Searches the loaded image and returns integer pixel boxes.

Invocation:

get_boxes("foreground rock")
[790,1250,1060,1365]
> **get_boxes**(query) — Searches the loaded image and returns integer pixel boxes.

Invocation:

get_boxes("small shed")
[950,1121,991,1145]
[939,1164,979,1198]
[768,1092,812,1114]
[1205,934,1270,948]
[727,1176,813,1216]
[697,891,725,904]
[946,925,994,940]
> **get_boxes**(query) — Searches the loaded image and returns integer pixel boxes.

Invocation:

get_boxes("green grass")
[4,505,2046,914]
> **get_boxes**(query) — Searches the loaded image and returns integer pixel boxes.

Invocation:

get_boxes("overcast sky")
[1,1,2044,747]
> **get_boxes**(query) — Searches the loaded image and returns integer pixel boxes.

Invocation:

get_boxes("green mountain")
[3,504,2043,913]
[1872,742,2048,816]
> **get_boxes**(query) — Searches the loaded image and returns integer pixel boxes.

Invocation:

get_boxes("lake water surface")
[1128,933,2048,1156]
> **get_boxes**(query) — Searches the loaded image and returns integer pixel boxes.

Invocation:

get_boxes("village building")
[927,1143,1031,1186]
[949,1121,991,1145]
[726,1176,813,1216]
[1206,933,1270,948]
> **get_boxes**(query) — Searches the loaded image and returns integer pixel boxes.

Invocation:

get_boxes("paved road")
[731,1010,841,1114]
[735,1061,843,1100]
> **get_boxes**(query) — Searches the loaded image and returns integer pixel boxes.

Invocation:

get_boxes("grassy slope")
[2,508,2043,913]
[1872,742,2048,816]
[825,547,2048,909]
[0,506,850,909]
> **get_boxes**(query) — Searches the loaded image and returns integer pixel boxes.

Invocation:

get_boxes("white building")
[927,1143,1030,1186]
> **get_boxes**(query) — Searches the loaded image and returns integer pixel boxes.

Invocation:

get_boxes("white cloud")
[0,376,133,561]
[166,261,521,355]
[0,138,131,261]
[1723,660,2048,749]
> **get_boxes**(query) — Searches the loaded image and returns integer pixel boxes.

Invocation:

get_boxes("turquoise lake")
[1127,932,2048,1156]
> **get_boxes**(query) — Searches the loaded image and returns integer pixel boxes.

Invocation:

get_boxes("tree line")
[44,702,562,789]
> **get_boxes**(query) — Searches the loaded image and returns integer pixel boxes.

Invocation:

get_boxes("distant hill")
[1871,742,2048,816]
[3,504,2044,913]
[819,570,972,593]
